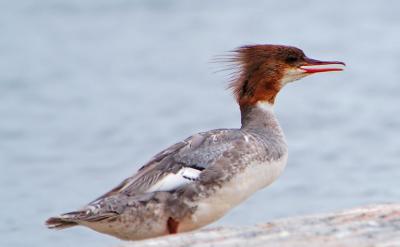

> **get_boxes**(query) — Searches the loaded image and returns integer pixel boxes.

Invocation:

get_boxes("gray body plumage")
[46,104,288,240]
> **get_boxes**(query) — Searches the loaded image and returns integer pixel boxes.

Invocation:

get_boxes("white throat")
[256,101,274,112]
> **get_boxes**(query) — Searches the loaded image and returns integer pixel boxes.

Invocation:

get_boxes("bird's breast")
[179,152,288,232]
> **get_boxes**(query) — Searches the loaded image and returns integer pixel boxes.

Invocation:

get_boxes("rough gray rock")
[117,203,400,247]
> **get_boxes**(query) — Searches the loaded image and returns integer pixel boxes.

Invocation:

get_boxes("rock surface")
[118,203,400,247]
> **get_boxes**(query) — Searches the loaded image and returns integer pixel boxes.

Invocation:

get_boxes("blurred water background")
[1,0,400,246]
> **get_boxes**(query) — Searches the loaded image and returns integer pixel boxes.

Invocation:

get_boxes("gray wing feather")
[91,129,242,202]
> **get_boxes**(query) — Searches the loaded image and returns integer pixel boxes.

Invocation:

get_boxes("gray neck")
[240,103,282,136]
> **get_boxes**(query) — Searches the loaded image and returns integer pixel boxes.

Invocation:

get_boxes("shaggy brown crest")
[228,44,306,106]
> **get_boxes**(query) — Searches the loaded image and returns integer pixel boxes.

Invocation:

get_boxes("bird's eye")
[286,55,298,63]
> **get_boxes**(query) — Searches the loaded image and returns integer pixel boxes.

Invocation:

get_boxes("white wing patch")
[146,167,201,193]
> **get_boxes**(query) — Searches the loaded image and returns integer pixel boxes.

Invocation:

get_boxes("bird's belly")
[179,153,288,232]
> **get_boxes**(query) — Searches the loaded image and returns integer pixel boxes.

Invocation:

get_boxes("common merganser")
[46,44,345,240]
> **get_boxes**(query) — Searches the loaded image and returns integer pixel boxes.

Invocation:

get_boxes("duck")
[45,44,345,240]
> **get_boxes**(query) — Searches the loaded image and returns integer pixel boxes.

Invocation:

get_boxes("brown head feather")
[228,44,306,107]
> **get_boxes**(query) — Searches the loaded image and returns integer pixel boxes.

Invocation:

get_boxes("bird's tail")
[46,208,119,230]
[45,211,83,229]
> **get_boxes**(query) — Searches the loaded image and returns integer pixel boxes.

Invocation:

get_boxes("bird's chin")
[280,68,310,85]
